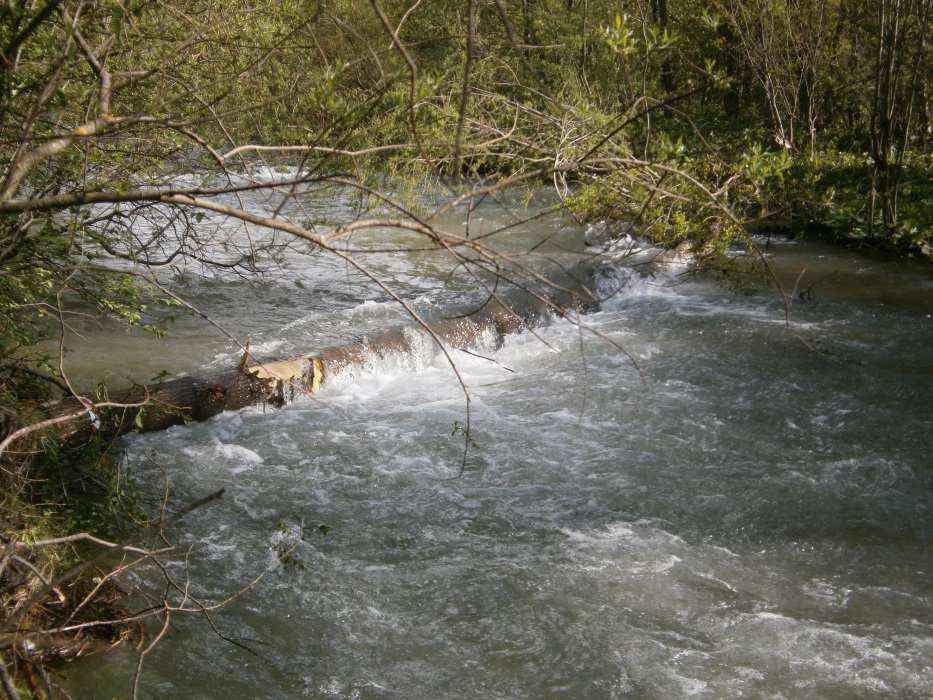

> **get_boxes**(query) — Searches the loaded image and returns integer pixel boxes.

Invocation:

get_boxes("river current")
[64,179,932,698]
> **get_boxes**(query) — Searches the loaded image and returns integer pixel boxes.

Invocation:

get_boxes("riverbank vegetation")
[1,0,930,695]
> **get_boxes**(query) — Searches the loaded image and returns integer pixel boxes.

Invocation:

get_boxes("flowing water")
[64,180,932,698]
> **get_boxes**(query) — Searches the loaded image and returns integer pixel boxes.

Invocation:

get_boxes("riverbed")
[64,182,932,698]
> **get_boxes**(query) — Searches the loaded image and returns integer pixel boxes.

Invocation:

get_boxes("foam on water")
[62,199,933,699]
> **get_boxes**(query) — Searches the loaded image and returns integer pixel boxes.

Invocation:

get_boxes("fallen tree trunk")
[42,268,601,444]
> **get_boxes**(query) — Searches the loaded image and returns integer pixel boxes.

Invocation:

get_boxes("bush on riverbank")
[566,130,933,258]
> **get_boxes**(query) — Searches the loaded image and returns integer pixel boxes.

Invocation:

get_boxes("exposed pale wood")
[43,271,599,444]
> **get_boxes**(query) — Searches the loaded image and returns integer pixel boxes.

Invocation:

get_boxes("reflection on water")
[64,191,932,699]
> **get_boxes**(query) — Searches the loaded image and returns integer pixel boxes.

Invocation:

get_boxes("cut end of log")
[248,356,324,394]
[248,358,307,383]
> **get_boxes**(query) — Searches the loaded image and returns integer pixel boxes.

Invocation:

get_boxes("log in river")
[46,267,601,443]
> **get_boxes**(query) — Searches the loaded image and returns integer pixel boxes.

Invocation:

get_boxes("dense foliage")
[0,0,930,692]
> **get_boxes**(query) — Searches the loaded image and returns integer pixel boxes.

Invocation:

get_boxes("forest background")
[0,0,930,695]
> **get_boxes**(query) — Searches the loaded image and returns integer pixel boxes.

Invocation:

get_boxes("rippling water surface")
[65,183,932,698]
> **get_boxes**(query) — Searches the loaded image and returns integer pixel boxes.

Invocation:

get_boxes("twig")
[0,654,20,700]
[132,609,170,700]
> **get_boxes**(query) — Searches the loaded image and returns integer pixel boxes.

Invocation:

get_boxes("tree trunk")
[522,0,536,45]
[650,0,675,93]
[42,270,602,444]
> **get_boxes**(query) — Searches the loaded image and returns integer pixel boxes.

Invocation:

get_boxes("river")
[64,178,932,698]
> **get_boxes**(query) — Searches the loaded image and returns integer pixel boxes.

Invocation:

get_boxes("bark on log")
[44,268,601,444]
